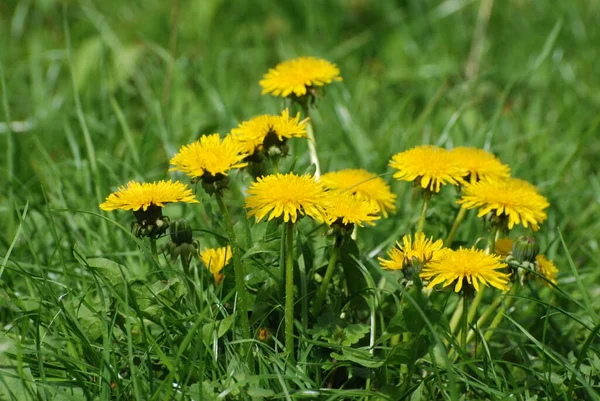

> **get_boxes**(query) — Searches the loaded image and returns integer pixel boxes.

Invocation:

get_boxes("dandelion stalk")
[150,238,159,261]
[215,193,252,354]
[416,190,431,234]
[284,221,296,361]
[445,207,467,246]
[312,241,341,315]
[301,104,321,178]
[460,290,469,350]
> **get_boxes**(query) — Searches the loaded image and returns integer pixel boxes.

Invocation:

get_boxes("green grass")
[1,0,600,399]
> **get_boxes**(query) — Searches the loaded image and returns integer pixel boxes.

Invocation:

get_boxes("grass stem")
[312,241,341,315]
[285,221,296,361]
[301,105,321,178]
[416,190,431,234]
[215,192,253,366]
[445,207,466,246]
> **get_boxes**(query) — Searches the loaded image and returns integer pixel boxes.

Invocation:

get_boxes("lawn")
[1,0,600,400]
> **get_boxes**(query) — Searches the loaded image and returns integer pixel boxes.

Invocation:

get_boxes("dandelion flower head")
[259,56,342,98]
[494,238,514,257]
[458,178,549,230]
[324,192,380,228]
[450,147,511,183]
[245,173,329,223]
[320,169,397,217]
[420,247,510,292]
[201,246,232,285]
[169,134,248,180]
[379,233,445,271]
[389,145,467,193]
[536,254,558,286]
[230,109,307,155]
[100,180,198,212]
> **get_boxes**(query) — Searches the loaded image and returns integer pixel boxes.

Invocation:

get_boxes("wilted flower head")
[535,254,558,286]
[201,246,232,285]
[320,169,396,217]
[259,56,342,98]
[389,145,467,193]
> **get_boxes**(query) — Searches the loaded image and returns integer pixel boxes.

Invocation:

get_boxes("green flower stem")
[476,283,519,349]
[301,105,321,178]
[215,193,252,356]
[284,221,296,361]
[448,297,464,336]
[416,190,431,234]
[150,238,159,261]
[312,241,341,315]
[488,224,499,254]
[460,290,469,351]
[467,287,485,326]
[444,207,467,246]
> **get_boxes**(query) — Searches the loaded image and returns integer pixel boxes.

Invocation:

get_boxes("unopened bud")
[512,236,539,263]
[170,218,193,245]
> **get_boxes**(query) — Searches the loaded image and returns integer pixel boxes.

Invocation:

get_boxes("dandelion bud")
[512,236,539,263]
[170,218,193,245]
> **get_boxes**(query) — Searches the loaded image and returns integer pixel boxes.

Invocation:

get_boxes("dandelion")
[458,178,550,231]
[100,180,198,212]
[230,109,308,156]
[389,145,468,193]
[324,192,380,228]
[535,254,558,286]
[169,134,248,183]
[450,147,511,183]
[420,247,510,292]
[259,56,342,98]
[379,233,445,271]
[100,180,198,239]
[245,173,329,223]
[201,246,232,285]
[494,238,513,257]
[245,172,329,358]
[320,169,396,217]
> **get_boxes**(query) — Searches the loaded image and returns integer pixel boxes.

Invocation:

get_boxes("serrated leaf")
[331,348,383,368]
[386,335,428,365]
[341,323,370,346]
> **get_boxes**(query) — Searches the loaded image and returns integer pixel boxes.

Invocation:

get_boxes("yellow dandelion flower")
[450,147,511,183]
[320,169,397,217]
[420,247,510,292]
[169,134,248,180]
[536,254,558,286]
[458,178,550,230]
[259,56,342,98]
[99,180,198,212]
[389,145,467,193]
[379,233,445,270]
[201,246,232,285]
[245,173,328,223]
[324,192,380,227]
[495,238,514,257]
[230,109,308,155]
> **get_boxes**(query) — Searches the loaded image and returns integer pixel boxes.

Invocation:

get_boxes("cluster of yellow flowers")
[99,56,557,355]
